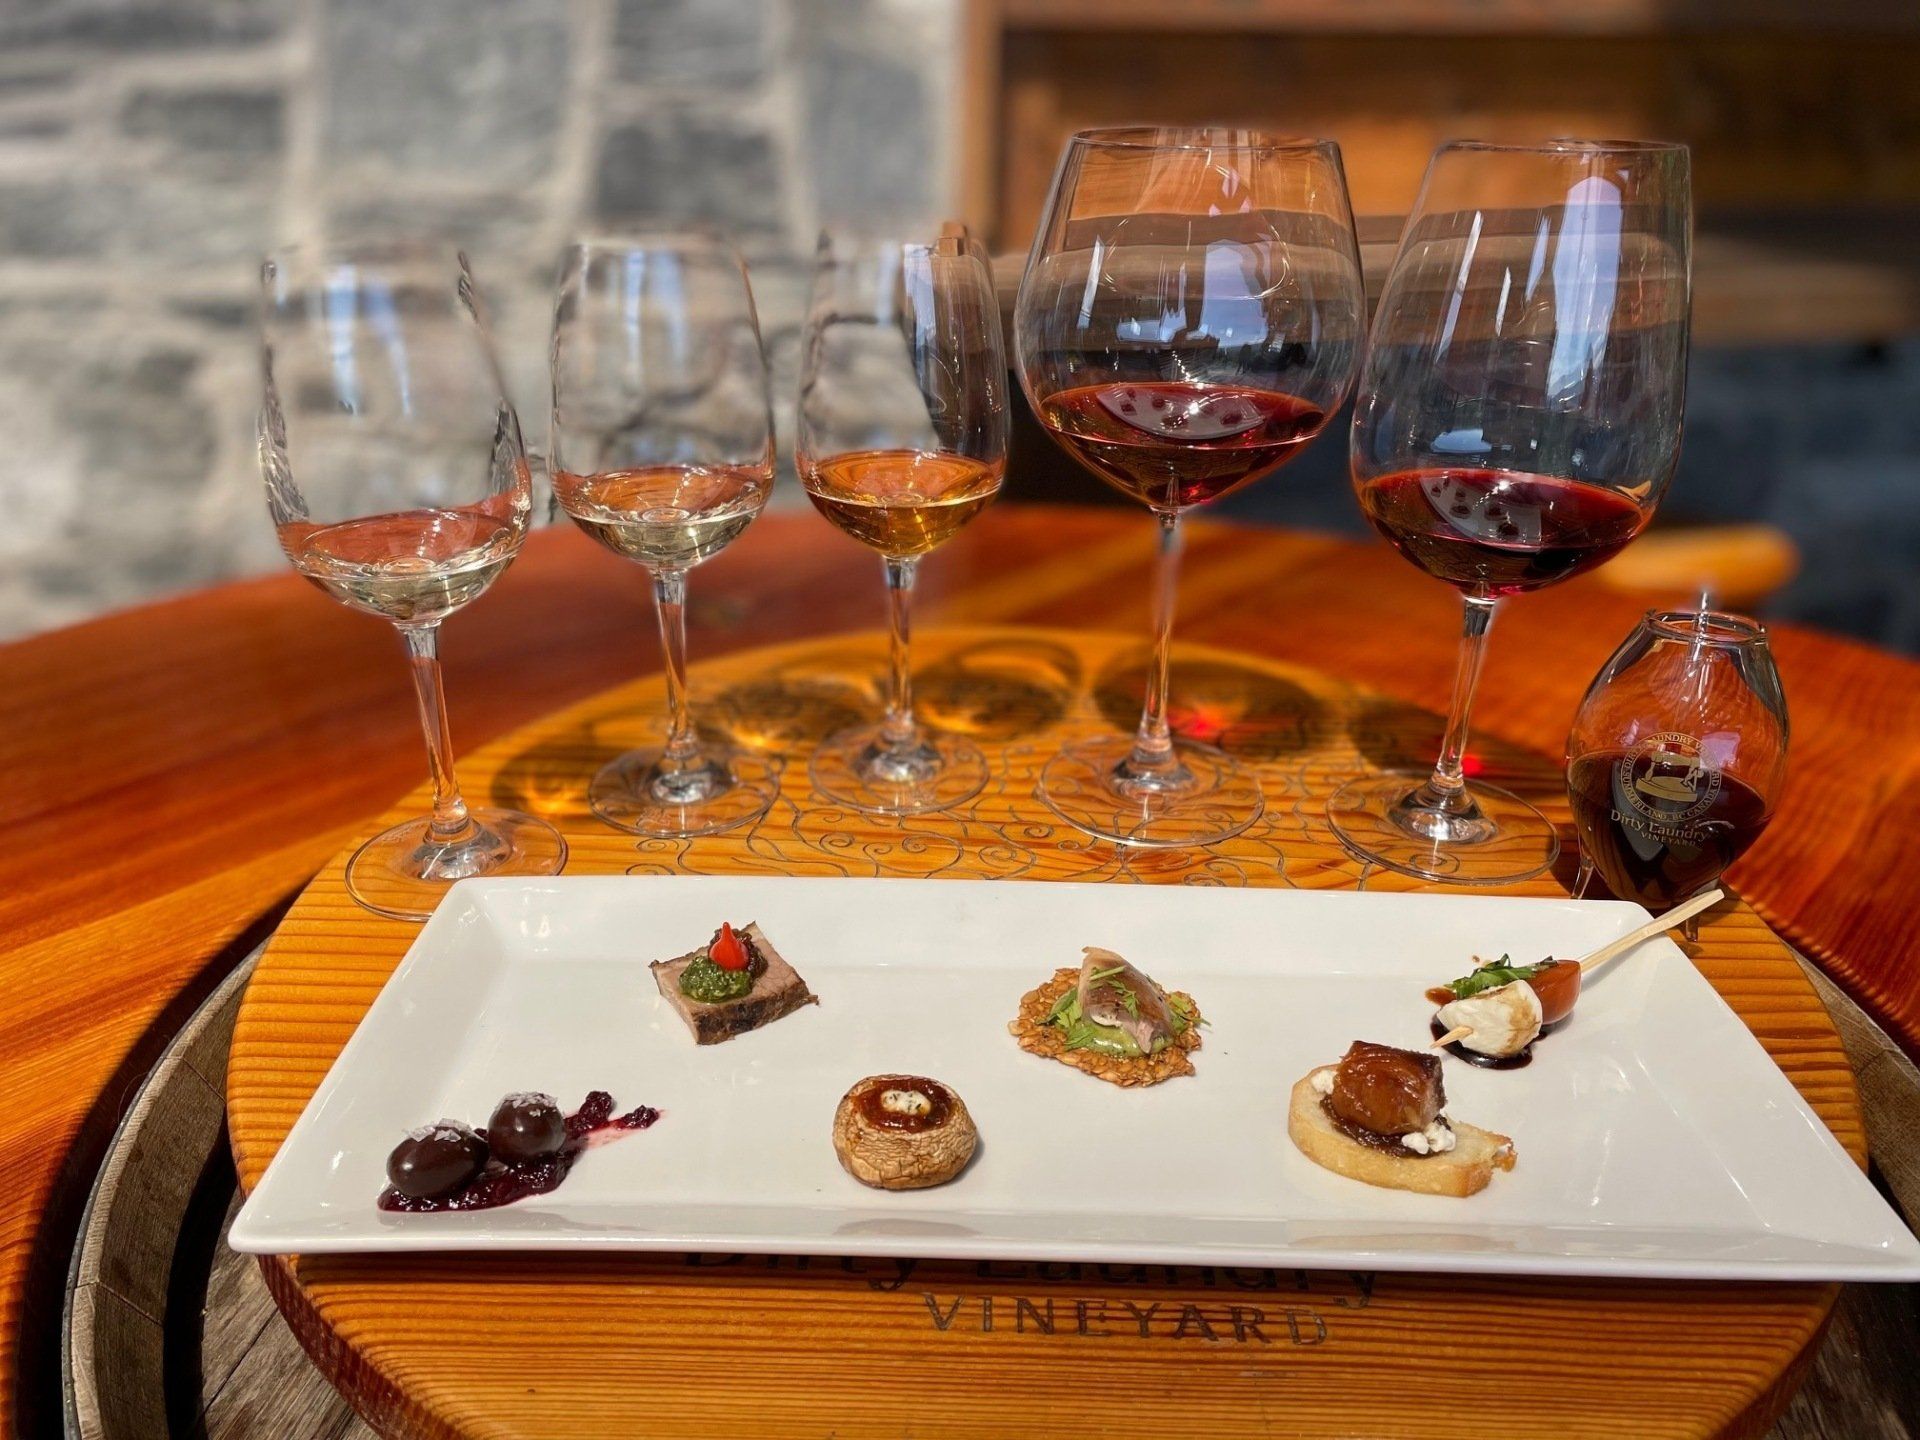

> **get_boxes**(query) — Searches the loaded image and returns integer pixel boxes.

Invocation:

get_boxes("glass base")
[1038,735,1264,849]
[1326,772,1558,885]
[346,807,568,922]
[590,746,776,838]
[809,723,988,817]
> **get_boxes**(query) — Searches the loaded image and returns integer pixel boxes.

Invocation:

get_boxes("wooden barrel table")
[225,624,1868,1440]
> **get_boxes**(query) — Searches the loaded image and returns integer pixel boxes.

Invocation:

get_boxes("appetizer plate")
[231,877,1920,1281]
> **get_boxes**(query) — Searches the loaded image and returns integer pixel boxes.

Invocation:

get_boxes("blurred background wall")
[0,0,958,637]
[2,0,1918,650]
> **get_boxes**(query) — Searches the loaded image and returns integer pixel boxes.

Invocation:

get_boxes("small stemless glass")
[1566,608,1788,936]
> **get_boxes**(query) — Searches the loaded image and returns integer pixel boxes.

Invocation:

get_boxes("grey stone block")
[322,0,567,186]
[0,167,278,263]
[121,86,285,159]
[0,0,291,50]
[595,112,785,237]
[613,0,767,86]
[0,60,77,94]
[63,348,219,483]
[0,323,233,638]
[0,179,121,258]
[799,34,932,224]
[167,294,256,328]
[0,116,70,139]
[325,186,548,268]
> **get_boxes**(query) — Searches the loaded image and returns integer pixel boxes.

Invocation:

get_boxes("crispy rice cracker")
[1007,967,1203,1087]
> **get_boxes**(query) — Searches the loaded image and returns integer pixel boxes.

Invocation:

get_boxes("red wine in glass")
[1566,746,1774,910]
[1357,467,1649,598]
[1039,381,1326,510]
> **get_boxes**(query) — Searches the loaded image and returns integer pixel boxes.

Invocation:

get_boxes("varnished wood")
[994,0,1920,33]
[227,626,1867,1439]
[6,507,1919,1433]
[63,949,375,1439]
[63,917,1914,1440]
[987,218,1920,350]
[964,0,1920,342]
[1593,525,1802,609]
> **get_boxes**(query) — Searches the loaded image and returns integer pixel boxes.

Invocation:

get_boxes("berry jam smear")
[378,1090,662,1214]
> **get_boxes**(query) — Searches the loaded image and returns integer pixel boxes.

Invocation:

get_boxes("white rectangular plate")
[231,877,1920,1281]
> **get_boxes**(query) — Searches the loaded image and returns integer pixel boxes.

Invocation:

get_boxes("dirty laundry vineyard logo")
[1617,731,1722,835]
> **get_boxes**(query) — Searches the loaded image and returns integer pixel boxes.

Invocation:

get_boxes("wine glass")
[1328,139,1692,885]
[797,229,1009,815]
[1567,608,1787,937]
[1014,127,1365,847]
[549,234,778,837]
[259,243,568,920]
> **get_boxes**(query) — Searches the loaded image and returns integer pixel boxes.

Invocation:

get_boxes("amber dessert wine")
[800,448,1003,558]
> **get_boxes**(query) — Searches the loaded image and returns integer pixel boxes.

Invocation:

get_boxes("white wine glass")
[259,242,568,920]
[549,234,778,836]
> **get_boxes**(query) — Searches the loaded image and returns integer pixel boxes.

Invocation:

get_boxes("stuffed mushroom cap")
[832,1074,977,1190]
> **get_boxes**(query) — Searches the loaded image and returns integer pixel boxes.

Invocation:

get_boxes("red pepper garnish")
[710,922,749,972]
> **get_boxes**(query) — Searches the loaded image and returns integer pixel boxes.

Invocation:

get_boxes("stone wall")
[0,0,958,638]
[3,3,1917,653]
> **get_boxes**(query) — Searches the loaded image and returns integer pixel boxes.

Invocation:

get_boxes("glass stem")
[1414,596,1498,815]
[880,556,921,750]
[1572,855,1596,899]
[401,623,477,843]
[652,569,700,768]
[1125,511,1185,777]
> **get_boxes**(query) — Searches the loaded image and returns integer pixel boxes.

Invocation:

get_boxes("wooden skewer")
[1576,888,1725,976]
[1431,1025,1473,1049]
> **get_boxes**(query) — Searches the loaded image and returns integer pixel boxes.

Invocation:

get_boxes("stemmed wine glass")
[549,234,778,837]
[1328,139,1692,884]
[1567,608,1787,937]
[797,229,1009,815]
[259,243,568,920]
[1014,127,1365,847]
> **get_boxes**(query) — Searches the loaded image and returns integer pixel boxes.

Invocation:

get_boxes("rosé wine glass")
[797,229,1009,815]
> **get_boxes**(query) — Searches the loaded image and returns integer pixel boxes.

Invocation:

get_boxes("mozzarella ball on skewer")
[1435,981,1544,1059]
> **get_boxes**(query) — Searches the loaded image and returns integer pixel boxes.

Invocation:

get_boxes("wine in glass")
[1014,127,1365,847]
[259,243,567,920]
[1328,139,1693,885]
[1567,608,1786,936]
[550,235,778,837]
[798,230,1009,815]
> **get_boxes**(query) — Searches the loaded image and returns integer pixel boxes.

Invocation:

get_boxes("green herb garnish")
[1042,971,1196,1055]
[1446,954,1551,1001]
[1168,993,1203,1031]
[679,954,754,1003]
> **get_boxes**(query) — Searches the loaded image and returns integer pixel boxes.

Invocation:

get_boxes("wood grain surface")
[64,945,1918,1440]
[227,625,1866,1440]
[5,506,1918,1433]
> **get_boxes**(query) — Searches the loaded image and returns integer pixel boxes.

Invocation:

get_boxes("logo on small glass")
[1616,731,1722,827]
